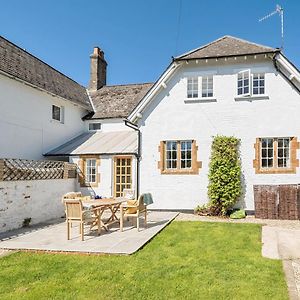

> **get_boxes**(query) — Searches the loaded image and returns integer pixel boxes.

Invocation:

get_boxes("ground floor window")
[158,140,201,174]
[78,155,100,187]
[85,159,97,183]
[253,137,299,174]
[114,157,132,197]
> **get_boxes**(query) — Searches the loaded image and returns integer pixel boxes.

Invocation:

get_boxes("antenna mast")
[259,4,284,50]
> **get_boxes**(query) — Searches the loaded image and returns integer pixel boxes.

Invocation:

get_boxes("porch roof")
[45,131,138,156]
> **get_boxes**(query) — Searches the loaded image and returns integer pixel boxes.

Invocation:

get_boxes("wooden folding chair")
[64,199,100,241]
[120,194,147,232]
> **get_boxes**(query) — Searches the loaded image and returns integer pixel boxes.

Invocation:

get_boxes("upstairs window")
[52,105,64,123]
[237,70,265,97]
[237,70,250,96]
[89,123,101,131]
[202,75,214,98]
[187,75,214,99]
[187,77,199,98]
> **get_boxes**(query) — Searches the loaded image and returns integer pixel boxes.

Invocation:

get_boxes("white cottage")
[1,35,300,213]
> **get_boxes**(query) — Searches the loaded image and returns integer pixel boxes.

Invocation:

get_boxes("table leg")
[120,205,123,232]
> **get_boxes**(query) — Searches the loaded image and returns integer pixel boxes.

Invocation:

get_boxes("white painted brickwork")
[138,58,300,210]
[0,179,76,233]
[0,73,88,160]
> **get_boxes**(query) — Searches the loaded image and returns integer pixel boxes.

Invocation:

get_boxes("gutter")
[273,53,300,93]
[43,152,138,157]
[173,51,280,62]
[124,119,141,197]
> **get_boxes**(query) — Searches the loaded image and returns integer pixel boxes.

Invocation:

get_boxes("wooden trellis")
[0,158,77,181]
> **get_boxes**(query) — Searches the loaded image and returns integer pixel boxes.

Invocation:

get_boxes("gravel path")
[292,260,300,298]
[176,213,300,230]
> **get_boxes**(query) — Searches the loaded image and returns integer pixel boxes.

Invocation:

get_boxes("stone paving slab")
[0,212,178,255]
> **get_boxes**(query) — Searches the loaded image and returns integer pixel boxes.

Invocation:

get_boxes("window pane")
[202,75,213,98]
[85,159,97,183]
[165,141,177,169]
[252,73,265,95]
[277,138,290,168]
[237,70,251,96]
[180,141,192,169]
[52,105,61,121]
[261,138,274,168]
[89,123,101,131]
[187,77,198,98]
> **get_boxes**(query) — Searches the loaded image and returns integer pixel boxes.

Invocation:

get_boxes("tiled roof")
[87,82,153,119]
[0,35,92,109]
[175,35,278,60]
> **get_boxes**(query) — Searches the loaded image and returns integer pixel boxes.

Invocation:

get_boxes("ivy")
[207,136,242,216]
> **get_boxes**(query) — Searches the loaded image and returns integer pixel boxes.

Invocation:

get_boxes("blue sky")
[0,0,299,86]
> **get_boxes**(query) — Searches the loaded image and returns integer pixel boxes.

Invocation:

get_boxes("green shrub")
[207,136,242,216]
[230,209,246,219]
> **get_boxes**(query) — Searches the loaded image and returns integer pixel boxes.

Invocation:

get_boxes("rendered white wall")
[85,118,128,132]
[138,57,300,210]
[0,179,76,233]
[0,73,88,160]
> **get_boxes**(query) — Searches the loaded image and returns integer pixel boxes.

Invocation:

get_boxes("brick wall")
[0,178,77,233]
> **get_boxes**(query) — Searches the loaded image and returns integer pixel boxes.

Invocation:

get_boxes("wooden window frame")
[158,140,202,175]
[78,155,100,187]
[253,137,299,174]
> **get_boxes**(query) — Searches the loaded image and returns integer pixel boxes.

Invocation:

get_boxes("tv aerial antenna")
[259,4,284,50]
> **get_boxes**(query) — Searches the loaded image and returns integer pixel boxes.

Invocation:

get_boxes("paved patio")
[0,211,178,255]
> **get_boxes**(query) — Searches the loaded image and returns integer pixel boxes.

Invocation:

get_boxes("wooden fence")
[0,158,77,181]
[254,184,300,220]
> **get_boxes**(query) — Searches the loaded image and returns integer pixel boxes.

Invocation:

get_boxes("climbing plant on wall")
[207,135,242,216]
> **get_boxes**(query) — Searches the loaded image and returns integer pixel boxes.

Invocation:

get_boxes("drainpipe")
[124,119,141,197]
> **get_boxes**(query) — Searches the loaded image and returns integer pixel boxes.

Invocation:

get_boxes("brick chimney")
[88,47,107,91]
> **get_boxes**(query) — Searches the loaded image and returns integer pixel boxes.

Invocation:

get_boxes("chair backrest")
[62,192,82,203]
[123,188,135,200]
[137,194,146,210]
[64,199,83,220]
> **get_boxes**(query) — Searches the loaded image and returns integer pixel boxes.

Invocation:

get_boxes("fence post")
[0,159,4,181]
[63,162,70,179]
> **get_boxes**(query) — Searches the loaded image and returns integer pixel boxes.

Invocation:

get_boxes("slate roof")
[0,35,92,110]
[175,35,278,60]
[87,82,153,119]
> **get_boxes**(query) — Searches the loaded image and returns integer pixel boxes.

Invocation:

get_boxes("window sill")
[161,169,199,175]
[184,97,217,103]
[255,168,296,174]
[50,119,64,124]
[235,95,269,102]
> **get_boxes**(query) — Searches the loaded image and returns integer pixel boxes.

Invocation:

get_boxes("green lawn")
[0,222,288,300]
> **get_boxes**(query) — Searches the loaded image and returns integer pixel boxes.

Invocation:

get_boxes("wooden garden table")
[82,198,127,231]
